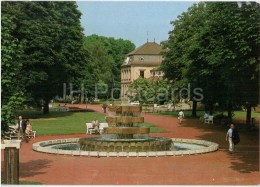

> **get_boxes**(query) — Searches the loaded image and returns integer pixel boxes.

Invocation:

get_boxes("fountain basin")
[32,138,219,157]
[79,137,172,152]
[104,127,150,134]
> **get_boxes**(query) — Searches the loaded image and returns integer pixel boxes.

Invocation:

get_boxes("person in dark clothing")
[232,125,240,147]
[17,116,26,133]
[102,103,108,113]
[17,116,28,142]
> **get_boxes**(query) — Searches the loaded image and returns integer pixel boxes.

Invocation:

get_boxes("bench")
[26,129,37,139]
[6,126,36,139]
[99,123,109,134]
[205,116,214,124]
[86,123,108,134]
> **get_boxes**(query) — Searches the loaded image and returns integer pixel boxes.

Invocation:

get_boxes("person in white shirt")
[226,124,234,153]
[91,117,100,134]
[203,112,209,120]
[178,110,184,124]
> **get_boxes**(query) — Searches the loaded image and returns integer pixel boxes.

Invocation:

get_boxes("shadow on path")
[20,159,52,178]
[187,118,259,174]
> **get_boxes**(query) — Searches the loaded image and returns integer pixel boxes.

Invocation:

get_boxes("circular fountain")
[32,104,219,157]
[78,105,173,152]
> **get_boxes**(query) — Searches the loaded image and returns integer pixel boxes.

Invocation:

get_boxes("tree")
[8,2,87,113]
[1,2,25,125]
[200,2,260,123]
[128,77,169,105]
[161,3,208,116]
[83,35,135,99]
[162,2,260,123]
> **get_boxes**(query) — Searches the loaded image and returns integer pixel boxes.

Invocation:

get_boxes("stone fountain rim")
[32,138,219,157]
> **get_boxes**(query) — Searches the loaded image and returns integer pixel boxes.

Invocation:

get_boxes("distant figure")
[201,112,209,122]
[226,124,235,153]
[25,120,33,138]
[91,117,100,134]
[102,102,108,113]
[203,112,209,120]
[178,110,184,124]
[86,98,88,109]
[17,116,26,138]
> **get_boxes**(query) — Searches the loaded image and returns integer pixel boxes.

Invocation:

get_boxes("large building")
[121,42,164,99]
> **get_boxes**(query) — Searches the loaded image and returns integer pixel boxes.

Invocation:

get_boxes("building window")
[140,70,144,78]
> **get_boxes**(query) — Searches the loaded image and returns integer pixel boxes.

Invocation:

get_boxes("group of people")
[16,115,33,142]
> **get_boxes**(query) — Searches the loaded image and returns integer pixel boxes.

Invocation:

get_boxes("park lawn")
[15,110,166,136]
[155,110,205,118]
[155,110,259,121]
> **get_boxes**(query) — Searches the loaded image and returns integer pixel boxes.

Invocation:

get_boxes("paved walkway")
[2,104,259,185]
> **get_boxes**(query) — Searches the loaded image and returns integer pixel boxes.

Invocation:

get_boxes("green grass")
[155,110,205,118]
[14,110,166,135]
[155,110,259,121]
[19,181,43,185]
[227,111,259,120]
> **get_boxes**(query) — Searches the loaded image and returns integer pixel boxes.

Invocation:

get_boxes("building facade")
[121,42,164,99]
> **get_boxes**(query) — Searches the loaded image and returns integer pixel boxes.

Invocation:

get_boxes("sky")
[76,1,195,47]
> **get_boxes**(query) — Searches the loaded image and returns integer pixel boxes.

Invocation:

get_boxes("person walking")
[102,102,108,113]
[226,124,235,153]
[17,116,26,139]
[178,110,184,124]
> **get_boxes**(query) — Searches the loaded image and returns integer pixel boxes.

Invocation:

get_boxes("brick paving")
[1,104,259,185]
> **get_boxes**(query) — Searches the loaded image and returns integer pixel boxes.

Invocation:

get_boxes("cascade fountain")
[78,105,173,152]
[32,104,219,157]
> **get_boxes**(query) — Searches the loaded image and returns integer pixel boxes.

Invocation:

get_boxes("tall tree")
[162,2,260,123]
[9,2,87,113]
[161,3,208,116]
[1,2,25,125]
[83,35,135,99]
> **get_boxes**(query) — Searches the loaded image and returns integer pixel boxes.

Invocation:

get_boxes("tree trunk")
[43,99,49,114]
[227,102,232,120]
[192,100,197,117]
[246,103,251,126]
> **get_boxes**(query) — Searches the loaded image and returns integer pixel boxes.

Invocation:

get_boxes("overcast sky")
[77,1,195,47]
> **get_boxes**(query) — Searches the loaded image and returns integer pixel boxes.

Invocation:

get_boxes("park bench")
[205,116,214,124]
[86,122,108,134]
[7,125,36,139]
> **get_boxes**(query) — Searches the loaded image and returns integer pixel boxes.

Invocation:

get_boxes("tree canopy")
[161,2,260,121]
[1,1,88,117]
[83,35,135,99]
[1,2,135,124]
[1,2,25,124]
